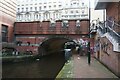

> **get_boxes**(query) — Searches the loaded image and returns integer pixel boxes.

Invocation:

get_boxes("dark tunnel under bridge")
[38,37,76,56]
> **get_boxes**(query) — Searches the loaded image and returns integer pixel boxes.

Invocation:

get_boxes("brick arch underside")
[38,37,74,56]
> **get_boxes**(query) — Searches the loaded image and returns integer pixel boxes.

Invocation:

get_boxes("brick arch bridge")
[14,19,91,56]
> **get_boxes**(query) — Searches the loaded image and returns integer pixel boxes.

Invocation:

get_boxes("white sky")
[81,0,95,8]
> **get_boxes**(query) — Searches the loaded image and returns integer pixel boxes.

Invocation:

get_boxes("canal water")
[2,52,65,79]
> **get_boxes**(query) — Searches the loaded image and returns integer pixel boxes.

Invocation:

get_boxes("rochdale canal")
[2,51,65,79]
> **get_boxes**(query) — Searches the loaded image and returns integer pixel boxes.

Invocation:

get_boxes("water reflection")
[2,52,65,78]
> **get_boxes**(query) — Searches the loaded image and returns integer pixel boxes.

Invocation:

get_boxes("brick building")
[0,0,17,50]
[92,1,120,77]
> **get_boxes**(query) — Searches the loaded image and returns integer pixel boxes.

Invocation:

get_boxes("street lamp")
[88,0,91,65]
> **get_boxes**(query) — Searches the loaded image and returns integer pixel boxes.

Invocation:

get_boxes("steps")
[97,22,120,52]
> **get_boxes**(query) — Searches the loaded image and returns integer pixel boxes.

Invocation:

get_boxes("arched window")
[76,20,80,27]
[62,20,69,28]
[50,20,56,27]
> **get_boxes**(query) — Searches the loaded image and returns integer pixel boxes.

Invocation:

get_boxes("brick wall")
[80,20,89,34]
[106,2,119,22]
[97,37,120,77]
[106,2,120,33]
[14,20,89,35]
[1,14,15,42]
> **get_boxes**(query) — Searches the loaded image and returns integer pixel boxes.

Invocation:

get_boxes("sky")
[80,0,95,8]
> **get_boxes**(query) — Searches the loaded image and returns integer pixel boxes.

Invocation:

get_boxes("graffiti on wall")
[101,42,110,55]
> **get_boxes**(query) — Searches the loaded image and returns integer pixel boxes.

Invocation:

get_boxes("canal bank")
[56,54,119,78]
[2,55,37,63]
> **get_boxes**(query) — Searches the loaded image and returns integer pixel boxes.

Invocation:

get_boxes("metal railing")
[106,19,120,43]
[97,19,120,43]
[97,22,106,35]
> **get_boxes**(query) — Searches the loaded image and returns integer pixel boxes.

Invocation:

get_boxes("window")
[54,5,56,7]
[62,20,69,28]
[71,11,73,13]
[74,15,76,17]
[44,6,46,8]
[82,3,84,6]
[76,20,80,27]
[35,7,37,11]
[73,2,76,4]
[82,10,84,14]
[37,14,39,19]
[2,25,8,42]
[30,7,32,11]
[76,10,79,13]
[59,5,61,7]
[65,15,68,18]
[22,8,24,12]
[26,7,28,12]
[50,22,56,27]
[39,7,41,11]
[49,6,51,8]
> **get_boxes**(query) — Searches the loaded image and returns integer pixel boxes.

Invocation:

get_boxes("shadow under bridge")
[38,37,75,56]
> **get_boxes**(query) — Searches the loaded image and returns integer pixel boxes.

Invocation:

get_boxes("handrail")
[102,19,120,43]
[106,19,120,36]
[107,19,120,27]
[108,26,120,37]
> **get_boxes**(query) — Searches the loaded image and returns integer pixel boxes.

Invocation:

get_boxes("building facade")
[0,0,17,49]
[93,1,120,77]
[16,0,88,22]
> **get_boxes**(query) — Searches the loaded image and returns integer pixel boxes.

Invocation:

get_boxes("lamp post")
[88,0,91,65]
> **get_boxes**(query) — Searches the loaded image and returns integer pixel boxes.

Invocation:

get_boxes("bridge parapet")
[14,20,89,35]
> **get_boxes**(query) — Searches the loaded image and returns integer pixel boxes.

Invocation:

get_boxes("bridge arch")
[38,36,76,56]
